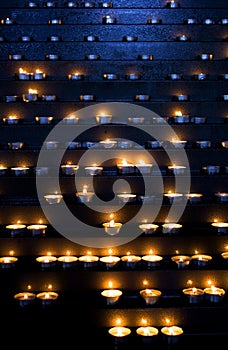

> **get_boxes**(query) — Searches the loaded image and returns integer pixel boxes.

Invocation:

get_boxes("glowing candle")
[182,287,204,303]
[191,253,212,267]
[11,166,30,176]
[76,185,95,203]
[17,67,30,80]
[95,113,112,124]
[0,254,18,268]
[61,163,79,175]
[185,193,203,203]
[108,325,131,337]
[166,0,180,8]
[57,251,78,268]
[63,114,79,124]
[85,164,103,176]
[204,284,225,303]
[27,223,47,236]
[171,255,191,268]
[99,139,117,149]
[136,326,159,337]
[164,191,183,204]
[128,116,144,123]
[168,165,186,175]
[68,72,84,80]
[100,249,120,268]
[79,251,99,268]
[162,223,182,234]
[139,223,159,234]
[117,159,135,174]
[6,221,26,236]
[101,282,122,304]
[121,252,141,268]
[103,214,122,236]
[135,160,153,174]
[36,253,57,269]
[22,88,38,102]
[0,164,7,175]
[44,194,63,204]
[211,221,228,234]
[117,193,136,203]
[34,69,46,80]
[142,250,163,268]
[3,115,19,124]
[140,288,162,305]
[14,291,36,307]
[161,325,183,343]
[36,291,59,305]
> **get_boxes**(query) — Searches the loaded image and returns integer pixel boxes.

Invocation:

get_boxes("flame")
[108,281,113,288]
[82,185,88,194]
[175,110,182,116]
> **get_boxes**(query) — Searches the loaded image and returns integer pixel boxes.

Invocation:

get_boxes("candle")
[35,116,53,124]
[202,165,220,175]
[85,165,103,176]
[100,255,120,268]
[65,1,78,7]
[17,68,31,80]
[43,1,57,7]
[57,254,78,268]
[45,54,60,60]
[101,289,122,304]
[102,15,116,24]
[108,326,131,337]
[1,17,14,24]
[3,115,19,124]
[34,166,49,176]
[193,73,208,80]
[136,326,159,337]
[99,139,117,149]
[145,140,162,149]
[48,18,62,25]
[171,255,191,268]
[11,166,29,176]
[117,193,136,203]
[0,256,18,268]
[121,253,141,268]
[117,159,135,174]
[122,35,138,42]
[139,223,159,234]
[25,1,38,7]
[42,94,57,101]
[0,165,7,175]
[14,292,36,307]
[164,192,184,204]
[214,192,228,203]
[22,88,38,102]
[125,73,141,80]
[9,54,24,60]
[166,0,180,8]
[27,224,47,236]
[137,54,153,60]
[36,254,57,268]
[48,36,61,42]
[203,18,214,24]
[173,94,189,101]
[103,214,122,236]
[185,193,203,204]
[63,115,79,124]
[167,73,182,80]
[127,117,145,124]
[117,140,133,149]
[176,34,190,41]
[34,69,46,80]
[82,1,95,7]
[168,165,186,175]
[61,163,79,176]
[211,221,228,234]
[204,285,225,303]
[76,185,95,203]
[199,53,213,60]
[6,221,26,236]
[162,223,182,234]
[221,140,228,148]
[170,139,187,148]
[147,17,162,24]
[140,289,162,305]
[134,94,150,101]
[5,95,19,102]
[84,35,98,42]
[103,73,119,80]
[78,253,99,268]
[173,111,190,124]
[182,287,204,303]
[95,114,112,124]
[191,253,212,267]
[68,73,84,80]
[221,252,228,260]
[44,194,63,204]
[79,94,95,101]
[36,291,59,305]
[8,141,24,150]
[44,141,59,149]
[99,2,113,8]
[195,140,211,149]
[161,326,183,343]
[142,251,163,268]
[184,18,196,24]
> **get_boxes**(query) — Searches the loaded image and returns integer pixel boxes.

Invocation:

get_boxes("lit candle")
[85,165,103,176]
[6,221,26,236]
[204,283,225,303]
[0,164,7,175]
[108,326,131,338]
[100,249,120,268]
[173,94,189,101]
[214,192,228,203]
[136,325,159,338]
[166,0,180,8]
[168,165,186,175]
[14,291,36,307]
[99,139,117,149]
[68,72,84,80]
[171,255,191,268]
[162,223,182,234]
[173,111,190,124]
[44,194,63,204]
[11,166,30,176]
[27,222,47,236]
[170,139,187,148]
[78,251,99,268]
[76,185,95,203]
[117,159,135,174]
[22,88,38,102]
[57,251,78,268]
[121,252,141,269]
[134,94,150,101]
[117,193,136,203]
[34,69,46,80]
[142,250,163,268]
[211,221,228,234]
[176,34,190,41]
[0,255,18,268]
[103,214,122,236]
[35,115,53,124]
[161,325,183,343]
[101,282,122,304]
[17,68,31,80]
[185,193,203,204]
[102,15,116,24]
[36,291,59,305]
[3,115,19,124]
[140,288,162,305]
[36,253,57,269]
[167,73,182,80]
[61,163,79,176]
[95,113,112,124]
[191,253,212,267]
[63,115,79,124]
[135,160,153,174]
[139,223,159,234]
[182,287,204,304]
[164,192,184,204]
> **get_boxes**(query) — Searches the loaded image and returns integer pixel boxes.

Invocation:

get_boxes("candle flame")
[27,284,32,290]
[143,279,149,287]
[175,110,182,116]
[141,318,147,326]
[108,281,113,288]
[47,284,53,290]
[9,250,15,256]
[116,318,121,325]
[19,67,26,73]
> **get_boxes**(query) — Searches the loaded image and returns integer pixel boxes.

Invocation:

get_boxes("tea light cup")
[136,326,159,339]
[99,2,113,8]
[43,1,57,7]
[1,18,14,24]
[147,17,162,24]
[162,223,182,234]
[176,34,190,41]
[85,54,100,60]
[167,73,182,80]
[127,117,144,124]
[214,192,228,203]
[161,326,183,344]
[134,94,150,101]
[135,162,152,174]
[173,94,189,101]
[170,140,187,148]
[0,165,7,176]
[22,90,38,102]
[193,73,208,80]
[44,194,63,205]
[76,189,95,203]
[34,70,46,80]
[0,256,18,268]
[36,255,57,269]
[125,73,141,80]
[202,165,220,175]
[139,223,159,234]
[140,289,162,305]
[166,0,180,8]
[68,73,84,80]
[61,164,79,175]
[199,53,213,60]
[34,167,49,176]
[84,35,98,42]
[85,166,103,175]
[185,193,203,204]
[100,255,120,268]
[14,292,36,307]
[63,115,79,124]
[65,1,78,7]
[27,224,47,236]
[57,255,78,268]
[99,139,117,149]
[117,161,135,174]
[101,289,122,304]
[78,254,99,268]
[195,140,211,149]
[36,291,59,305]
[9,54,24,60]
[168,165,186,175]
[211,222,228,233]
[103,221,122,236]
[42,95,57,102]
[79,94,95,101]
[120,254,141,269]
[146,140,163,149]
[204,286,225,303]
[95,114,112,124]
[81,1,95,7]
[48,19,62,25]
[102,15,116,24]
[182,287,204,303]
[25,1,38,7]
[191,254,212,267]
[6,223,26,236]
[117,193,136,203]
[8,141,24,150]
[118,140,133,149]
[11,166,30,176]
[142,254,163,268]
[35,116,53,124]
[45,54,60,60]
[171,255,191,268]
[221,140,228,148]
[164,192,184,204]
[108,327,131,338]
[103,73,119,80]
[43,141,59,149]
[219,18,228,24]
[66,141,81,149]
[203,18,214,24]
[137,54,153,60]
[184,18,196,24]
[173,114,190,124]
[5,95,19,102]
[191,116,206,124]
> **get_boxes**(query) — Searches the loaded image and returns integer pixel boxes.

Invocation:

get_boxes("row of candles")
[2,248,228,268]
[13,69,228,81]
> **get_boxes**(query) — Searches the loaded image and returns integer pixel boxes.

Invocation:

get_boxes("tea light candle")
[1,17,14,24]
[204,285,225,303]
[27,224,47,236]
[166,0,180,8]
[76,185,95,203]
[45,54,60,60]
[85,54,100,60]
[79,94,95,101]
[164,192,183,204]
[161,326,183,343]
[99,139,117,149]
[203,18,214,24]
[171,255,191,268]
[68,73,84,80]
[102,15,116,24]
[44,141,59,149]
[6,221,26,235]
[9,54,24,60]
[36,291,59,305]
[34,69,46,80]
[176,34,190,41]
[221,252,228,260]
[193,73,208,80]
[103,215,122,236]
[108,326,131,337]
[145,140,163,149]
[85,165,103,176]
[3,115,19,124]
[184,18,196,24]
[137,54,153,60]
[221,140,228,148]
[17,68,31,80]
[173,94,189,101]
[196,140,211,149]
[43,1,57,7]
[142,251,163,267]
[182,287,204,303]
[192,116,206,124]
[168,165,186,175]
[185,193,203,204]
[134,94,150,101]
[173,112,190,124]
[211,222,228,233]
[57,254,78,268]
[48,35,62,42]
[20,36,32,42]
[0,165,7,176]
[191,254,212,267]
[202,165,220,175]
[219,18,228,24]
[117,159,135,174]
[147,17,162,24]
[42,94,56,102]
[118,140,133,149]
[22,88,38,102]
[25,1,38,7]
[117,193,136,203]
[34,166,48,176]
[66,1,78,6]
[11,166,30,176]
[100,255,120,268]
[128,117,145,124]
[35,116,53,124]
[84,35,98,42]
[121,253,141,268]
[48,18,62,25]
[14,292,36,307]
[199,53,213,60]
[36,254,57,269]
[214,192,228,203]
[0,256,18,268]
[140,289,162,305]
[44,194,63,205]
[136,326,159,338]
[78,253,99,268]
[162,223,182,234]
[170,140,187,148]
[8,141,24,150]
[99,2,113,8]
[139,223,159,234]
[103,73,119,80]
[63,115,79,124]
[167,73,182,80]
[101,289,122,304]
[81,1,95,7]
[125,73,141,80]
[95,114,112,124]
[61,163,79,175]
